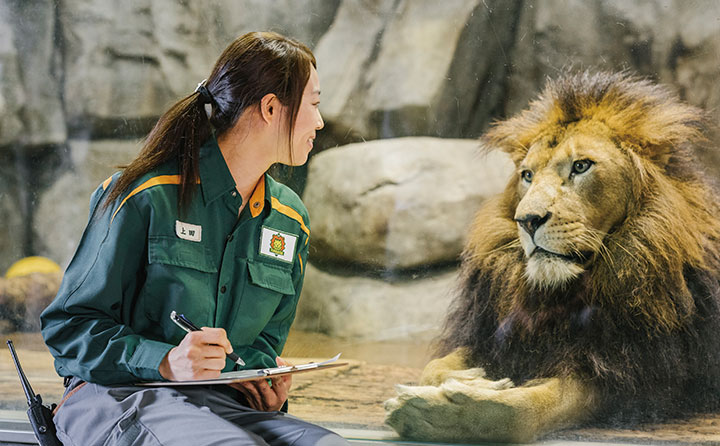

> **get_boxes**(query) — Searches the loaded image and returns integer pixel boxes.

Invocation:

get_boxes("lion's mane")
[440,71,720,423]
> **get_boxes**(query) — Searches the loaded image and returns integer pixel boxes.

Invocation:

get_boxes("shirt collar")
[198,136,237,205]
[248,174,266,218]
[198,136,269,217]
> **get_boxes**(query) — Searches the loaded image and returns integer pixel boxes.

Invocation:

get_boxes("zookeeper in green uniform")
[40,31,348,446]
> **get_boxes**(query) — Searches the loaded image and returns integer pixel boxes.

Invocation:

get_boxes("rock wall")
[2,0,720,338]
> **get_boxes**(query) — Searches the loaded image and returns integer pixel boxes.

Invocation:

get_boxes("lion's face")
[514,120,635,288]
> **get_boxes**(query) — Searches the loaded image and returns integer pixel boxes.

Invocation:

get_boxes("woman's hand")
[158,328,233,381]
[229,356,293,411]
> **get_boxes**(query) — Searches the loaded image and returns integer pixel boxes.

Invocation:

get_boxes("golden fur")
[471,71,720,333]
[385,71,720,443]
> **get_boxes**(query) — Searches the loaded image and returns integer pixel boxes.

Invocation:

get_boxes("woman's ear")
[260,93,277,124]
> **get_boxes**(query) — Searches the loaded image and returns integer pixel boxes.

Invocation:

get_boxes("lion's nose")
[515,212,551,238]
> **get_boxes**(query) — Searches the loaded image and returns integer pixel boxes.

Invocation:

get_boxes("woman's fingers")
[159,329,233,381]
[229,377,289,412]
[197,327,233,354]
[232,381,266,411]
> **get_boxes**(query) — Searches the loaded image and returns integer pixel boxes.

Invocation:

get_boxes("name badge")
[259,226,297,263]
[176,220,202,242]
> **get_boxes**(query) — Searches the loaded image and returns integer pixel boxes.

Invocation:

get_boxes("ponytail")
[103,91,211,216]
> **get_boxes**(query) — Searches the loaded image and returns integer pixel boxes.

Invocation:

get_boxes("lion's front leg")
[420,347,476,386]
[385,363,594,443]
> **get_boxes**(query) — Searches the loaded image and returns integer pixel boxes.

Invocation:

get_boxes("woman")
[40,31,347,446]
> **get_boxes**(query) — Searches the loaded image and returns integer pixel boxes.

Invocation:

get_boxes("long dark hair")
[104,31,316,213]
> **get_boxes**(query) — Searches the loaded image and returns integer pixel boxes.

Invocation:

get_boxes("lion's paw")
[384,384,460,440]
[384,381,534,443]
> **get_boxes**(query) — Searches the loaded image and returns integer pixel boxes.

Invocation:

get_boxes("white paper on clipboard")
[139,353,345,387]
[235,353,343,378]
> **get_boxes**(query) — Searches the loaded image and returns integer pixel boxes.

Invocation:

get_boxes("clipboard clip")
[260,353,342,376]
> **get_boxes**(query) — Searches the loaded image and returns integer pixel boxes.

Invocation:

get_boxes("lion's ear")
[621,141,673,168]
[481,122,531,166]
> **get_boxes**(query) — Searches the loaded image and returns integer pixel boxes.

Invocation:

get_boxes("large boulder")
[33,139,141,268]
[303,137,514,270]
[315,0,523,144]
[295,263,458,341]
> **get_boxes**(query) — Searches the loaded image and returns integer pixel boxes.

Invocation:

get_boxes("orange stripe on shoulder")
[101,176,113,191]
[270,197,310,238]
[249,176,266,218]
[111,175,183,222]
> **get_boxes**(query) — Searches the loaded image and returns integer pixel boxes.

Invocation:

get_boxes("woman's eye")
[521,170,533,183]
[572,160,593,175]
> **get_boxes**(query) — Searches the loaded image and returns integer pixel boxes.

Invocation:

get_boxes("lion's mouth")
[532,247,590,264]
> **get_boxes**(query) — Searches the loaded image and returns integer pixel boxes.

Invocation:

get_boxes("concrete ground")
[2,335,719,445]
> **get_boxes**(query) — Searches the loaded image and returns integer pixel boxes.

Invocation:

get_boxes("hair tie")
[195,79,214,105]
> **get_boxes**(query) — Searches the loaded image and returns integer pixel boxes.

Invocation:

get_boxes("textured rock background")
[2,0,720,339]
[303,137,513,270]
[296,263,459,341]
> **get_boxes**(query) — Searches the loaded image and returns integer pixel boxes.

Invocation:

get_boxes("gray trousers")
[54,379,349,446]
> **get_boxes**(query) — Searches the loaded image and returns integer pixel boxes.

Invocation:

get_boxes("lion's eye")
[571,160,593,175]
[521,170,533,183]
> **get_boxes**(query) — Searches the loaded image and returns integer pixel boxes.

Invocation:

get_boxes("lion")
[384,71,720,443]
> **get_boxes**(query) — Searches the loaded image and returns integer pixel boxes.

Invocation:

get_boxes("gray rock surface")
[0,2,24,147]
[5,0,66,146]
[0,0,66,147]
[312,0,397,143]
[60,0,338,137]
[506,0,720,124]
[303,137,514,270]
[33,139,141,267]
[316,0,522,142]
[0,165,25,274]
[295,263,458,341]
[60,0,183,134]
[3,0,720,340]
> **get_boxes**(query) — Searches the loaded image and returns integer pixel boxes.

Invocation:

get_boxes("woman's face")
[283,66,323,166]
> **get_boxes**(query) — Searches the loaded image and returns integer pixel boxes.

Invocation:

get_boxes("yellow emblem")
[269,234,286,256]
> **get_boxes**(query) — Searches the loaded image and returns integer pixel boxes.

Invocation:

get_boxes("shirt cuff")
[128,338,174,381]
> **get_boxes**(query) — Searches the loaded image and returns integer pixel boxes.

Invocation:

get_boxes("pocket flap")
[148,236,217,273]
[247,261,295,295]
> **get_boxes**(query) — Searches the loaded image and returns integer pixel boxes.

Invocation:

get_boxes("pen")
[170,311,245,366]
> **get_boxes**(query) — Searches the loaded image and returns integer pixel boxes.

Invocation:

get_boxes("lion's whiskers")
[581,229,614,269]
[494,239,522,253]
[472,239,522,259]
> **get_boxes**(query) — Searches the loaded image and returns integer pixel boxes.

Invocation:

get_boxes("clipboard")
[139,354,347,387]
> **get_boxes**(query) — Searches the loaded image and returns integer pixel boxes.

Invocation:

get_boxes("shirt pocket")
[237,260,296,337]
[148,236,217,273]
[141,236,218,332]
[247,260,295,296]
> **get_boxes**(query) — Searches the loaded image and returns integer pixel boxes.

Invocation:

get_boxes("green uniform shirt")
[40,137,310,385]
